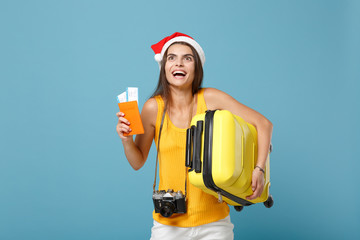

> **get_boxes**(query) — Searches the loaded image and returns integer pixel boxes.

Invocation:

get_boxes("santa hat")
[151,32,205,67]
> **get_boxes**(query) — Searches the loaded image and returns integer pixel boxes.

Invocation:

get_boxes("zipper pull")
[217,192,223,203]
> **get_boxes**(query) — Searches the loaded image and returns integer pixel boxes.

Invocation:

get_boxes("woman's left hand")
[246,168,265,200]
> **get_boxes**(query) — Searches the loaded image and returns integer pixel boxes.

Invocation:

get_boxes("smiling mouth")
[172,70,187,78]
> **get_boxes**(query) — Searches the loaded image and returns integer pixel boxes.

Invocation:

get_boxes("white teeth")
[173,71,186,75]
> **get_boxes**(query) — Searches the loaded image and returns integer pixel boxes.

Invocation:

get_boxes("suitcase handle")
[185,126,194,168]
[193,120,203,173]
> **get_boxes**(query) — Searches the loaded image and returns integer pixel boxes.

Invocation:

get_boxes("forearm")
[255,119,273,169]
[122,139,146,170]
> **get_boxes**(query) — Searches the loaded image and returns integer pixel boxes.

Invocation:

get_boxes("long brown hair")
[150,42,204,104]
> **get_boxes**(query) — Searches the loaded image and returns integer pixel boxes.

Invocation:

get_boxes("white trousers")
[150,215,234,240]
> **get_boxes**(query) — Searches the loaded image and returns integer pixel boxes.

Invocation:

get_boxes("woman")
[116,32,273,240]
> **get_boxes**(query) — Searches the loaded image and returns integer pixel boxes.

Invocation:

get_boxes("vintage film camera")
[152,189,186,217]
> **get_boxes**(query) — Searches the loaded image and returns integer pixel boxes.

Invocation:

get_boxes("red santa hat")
[151,32,205,67]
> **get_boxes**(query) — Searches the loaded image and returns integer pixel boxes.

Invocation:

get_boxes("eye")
[167,55,175,61]
[185,56,193,61]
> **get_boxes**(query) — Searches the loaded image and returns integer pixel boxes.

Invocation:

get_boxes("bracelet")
[255,166,265,174]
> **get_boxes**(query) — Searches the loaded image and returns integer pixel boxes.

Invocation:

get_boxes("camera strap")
[153,98,193,199]
[152,106,166,193]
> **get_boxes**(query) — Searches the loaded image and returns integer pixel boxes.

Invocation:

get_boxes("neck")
[168,88,194,110]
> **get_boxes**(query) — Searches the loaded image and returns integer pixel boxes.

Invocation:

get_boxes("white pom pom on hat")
[151,32,205,68]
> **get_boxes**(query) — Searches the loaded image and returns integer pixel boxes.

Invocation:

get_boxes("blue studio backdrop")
[1,0,359,239]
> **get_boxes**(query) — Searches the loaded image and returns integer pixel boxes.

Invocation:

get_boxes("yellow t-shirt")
[153,88,230,227]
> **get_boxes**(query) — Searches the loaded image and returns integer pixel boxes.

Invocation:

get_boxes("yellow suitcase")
[185,110,273,211]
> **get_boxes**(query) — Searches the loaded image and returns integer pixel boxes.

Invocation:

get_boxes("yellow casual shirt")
[153,88,230,227]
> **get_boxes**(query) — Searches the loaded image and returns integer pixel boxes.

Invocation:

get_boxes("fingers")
[252,176,257,192]
[116,123,132,136]
[247,183,262,200]
[246,172,264,200]
[116,112,130,124]
[116,112,125,118]
[116,112,130,125]
[116,112,132,139]
[247,178,259,200]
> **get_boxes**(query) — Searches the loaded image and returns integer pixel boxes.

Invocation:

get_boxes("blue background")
[1,0,359,239]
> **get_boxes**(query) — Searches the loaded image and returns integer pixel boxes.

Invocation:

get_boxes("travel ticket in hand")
[117,87,144,136]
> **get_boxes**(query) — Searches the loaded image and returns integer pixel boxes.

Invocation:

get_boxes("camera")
[152,189,186,217]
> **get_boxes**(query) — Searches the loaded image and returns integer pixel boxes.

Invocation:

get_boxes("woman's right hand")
[116,112,133,142]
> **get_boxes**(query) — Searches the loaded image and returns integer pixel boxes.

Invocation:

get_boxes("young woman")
[116,32,273,240]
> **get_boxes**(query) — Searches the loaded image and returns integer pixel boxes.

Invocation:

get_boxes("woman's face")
[164,43,195,90]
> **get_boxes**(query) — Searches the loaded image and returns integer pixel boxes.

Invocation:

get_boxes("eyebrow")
[167,53,194,58]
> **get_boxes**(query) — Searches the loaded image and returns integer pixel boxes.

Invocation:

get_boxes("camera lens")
[160,202,176,218]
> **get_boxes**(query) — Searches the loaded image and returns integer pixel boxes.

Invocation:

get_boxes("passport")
[117,88,144,136]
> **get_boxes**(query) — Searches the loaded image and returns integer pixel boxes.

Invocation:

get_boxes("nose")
[175,58,183,66]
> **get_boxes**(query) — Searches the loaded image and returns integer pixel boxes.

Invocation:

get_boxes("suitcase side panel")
[211,110,242,187]
[223,117,255,194]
